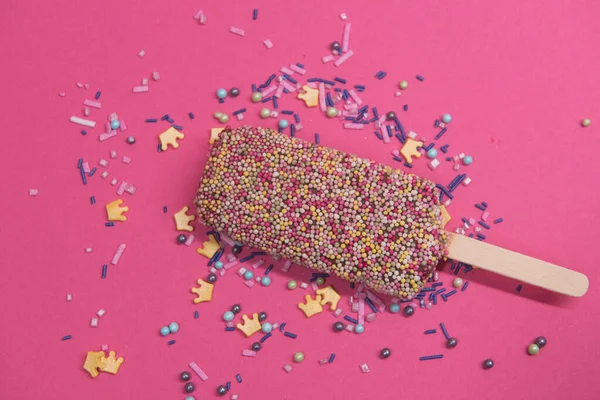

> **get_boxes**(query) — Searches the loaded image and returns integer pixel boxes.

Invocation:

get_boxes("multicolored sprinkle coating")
[196,126,448,298]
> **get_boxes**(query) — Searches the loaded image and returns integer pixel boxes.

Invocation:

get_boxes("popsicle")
[196,126,588,298]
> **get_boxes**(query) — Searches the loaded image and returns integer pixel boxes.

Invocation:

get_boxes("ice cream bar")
[196,126,589,298]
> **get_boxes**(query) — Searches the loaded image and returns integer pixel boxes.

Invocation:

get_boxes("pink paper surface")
[1,1,600,399]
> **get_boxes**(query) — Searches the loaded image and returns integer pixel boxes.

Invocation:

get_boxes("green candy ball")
[399,80,408,90]
[287,280,297,290]
[527,344,540,355]
[315,277,325,285]
[213,112,223,119]
[219,114,229,123]
[326,107,338,118]
[251,92,263,103]
[260,108,272,119]
[582,118,591,127]
[293,352,304,363]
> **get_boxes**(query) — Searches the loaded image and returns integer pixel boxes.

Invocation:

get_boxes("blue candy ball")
[278,119,289,129]
[427,148,438,159]
[223,311,235,322]
[261,276,271,286]
[463,155,473,165]
[389,303,400,313]
[168,322,179,333]
[355,324,365,334]
[185,397,195,400]
[216,88,228,99]
[110,120,120,130]
[442,113,452,123]
[160,326,170,336]
[261,322,273,333]
[215,261,224,270]
[244,270,254,280]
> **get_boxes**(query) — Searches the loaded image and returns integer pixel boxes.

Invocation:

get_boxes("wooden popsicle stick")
[446,233,589,297]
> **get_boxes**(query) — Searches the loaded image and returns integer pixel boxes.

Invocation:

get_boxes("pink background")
[1,0,599,399]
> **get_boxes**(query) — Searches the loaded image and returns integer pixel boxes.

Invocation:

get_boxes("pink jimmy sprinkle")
[382,130,391,144]
[237,267,247,277]
[348,295,354,305]
[229,26,245,36]
[122,156,131,164]
[260,85,277,97]
[274,85,285,98]
[408,130,418,139]
[108,112,118,121]
[152,72,161,81]
[226,321,234,328]
[66,293,73,301]
[366,290,384,306]
[366,313,376,322]
[344,103,358,110]
[132,86,149,93]
[226,253,236,262]
[348,89,363,105]
[84,84,91,90]
[270,110,279,118]
[358,298,365,325]
[311,282,319,292]
[318,83,326,111]
[96,308,106,317]
[481,211,489,221]
[220,235,235,247]
[283,364,293,373]
[236,113,244,121]
[345,324,355,333]
[110,150,118,159]
[395,91,402,97]
[356,283,365,293]
[119,120,127,131]
[100,171,109,179]
[76,82,83,88]
[333,308,343,317]
[289,64,306,75]
[99,131,117,142]
[219,270,226,277]
[462,177,472,186]
[295,123,303,131]
[83,107,91,117]
[438,122,446,129]
[111,244,127,265]
[193,9,203,20]
[263,39,273,49]
[83,99,102,109]
[199,14,207,25]
[282,260,292,272]
[116,181,127,195]
[29,189,39,196]
[334,50,354,67]
[82,162,91,173]
[355,292,366,300]
[245,280,255,288]
[254,276,261,282]
[341,110,357,117]
[137,50,145,58]
[101,344,109,351]
[98,159,109,167]
[189,362,209,380]
[300,282,309,289]
[342,23,351,52]
[319,358,329,365]
[105,121,112,133]
[321,55,334,64]
[85,248,93,253]
[142,78,149,85]
[90,318,99,327]
[251,259,265,269]
[344,123,364,130]
[340,13,348,21]
[242,350,257,357]
[223,260,239,270]
[59,92,66,97]
[280,80,296,93]
[360,364,370,374]
[351,302,359,313]
[280,67,295,76]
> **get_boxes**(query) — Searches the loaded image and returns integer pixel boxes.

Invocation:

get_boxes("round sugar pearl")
[442,113,452,123]
[223,311,235,322]
[216,88,227,99]
[463,155,473,165]
[293,352,304,363]
[126,136,136,144]
[219,114,229,123]
[403,305,415,317]
[582,118,591,127]
[213,112,223,119]
[427,148,438,159]
[258,312,268,321]
[169,322,180,333]
[160,326,170,336]
[231,304,241,314]
[110,120,120,130]
[527,344,540,355]
[184,382,195,393]
[389,303,400,313]
[535,336,547,348]
[251,342,261,351]
[279,119,289,129]
[453,278,463,288]
[447,338,458,348]
[287,280,297,290]
[261,276,271,286]
[207,273,217,283]
[386,111,396,120]
[243,270,254,280]
[315,277,325,285]
[326,107,338,118]
[229,87,240,97]
[251,92,263,103]
[215,261,224,269]
[380,348,391,359]
[355,324,365,334]
[177,234,187,244]
[399,80,408,90]
[180,371,191,381]
[483,359,494,369]
[217,385,227,396]
[261,322,273,333]
[331,41,341,51]
[232,244,242,255]
[260,108,271,118]
[333,321,344,332]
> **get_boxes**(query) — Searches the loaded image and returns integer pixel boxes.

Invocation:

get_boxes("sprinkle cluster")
[196,126,449,298]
